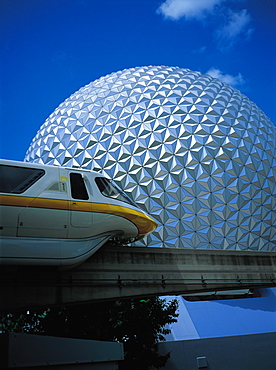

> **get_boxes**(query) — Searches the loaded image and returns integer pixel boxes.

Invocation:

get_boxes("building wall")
[158,332,276,370]
[0,333,123,369]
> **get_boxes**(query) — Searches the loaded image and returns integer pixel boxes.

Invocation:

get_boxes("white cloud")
[157,0,225,20]
[206,68,245,87]
[217,9,253,45]
[157,1,254,50]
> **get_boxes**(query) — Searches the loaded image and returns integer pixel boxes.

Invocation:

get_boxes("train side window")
[70,173,89,200]
[0,164,45,194]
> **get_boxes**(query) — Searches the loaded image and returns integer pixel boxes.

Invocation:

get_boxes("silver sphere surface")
[25,66,276,251]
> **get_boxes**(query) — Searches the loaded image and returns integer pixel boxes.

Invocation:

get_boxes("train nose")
[130,211,158,238]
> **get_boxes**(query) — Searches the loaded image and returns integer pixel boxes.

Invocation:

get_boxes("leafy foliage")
[0,297,178,370]
[0,311,45,334]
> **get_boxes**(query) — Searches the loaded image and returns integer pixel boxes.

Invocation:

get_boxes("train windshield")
[95,177,137,207]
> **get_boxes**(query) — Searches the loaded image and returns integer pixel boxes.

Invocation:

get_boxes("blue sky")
[1,0,275,161]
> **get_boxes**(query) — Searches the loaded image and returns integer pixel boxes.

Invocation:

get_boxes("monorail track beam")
[1,245,276,312]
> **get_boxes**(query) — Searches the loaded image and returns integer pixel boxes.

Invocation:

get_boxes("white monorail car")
[0,159,157,267]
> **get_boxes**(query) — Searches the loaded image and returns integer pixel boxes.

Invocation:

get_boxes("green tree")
[0,297,178,370]
[0,311,45,334]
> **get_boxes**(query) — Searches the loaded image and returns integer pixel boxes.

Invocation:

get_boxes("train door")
[17,167,69,238]
[68,172,93,229]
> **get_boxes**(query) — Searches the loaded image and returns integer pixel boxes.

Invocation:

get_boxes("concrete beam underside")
[1,246,276,312]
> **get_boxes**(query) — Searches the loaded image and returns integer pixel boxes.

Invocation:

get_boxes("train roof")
[0,159,99,173]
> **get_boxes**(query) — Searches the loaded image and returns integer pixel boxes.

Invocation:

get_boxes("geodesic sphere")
[25,66,276,251]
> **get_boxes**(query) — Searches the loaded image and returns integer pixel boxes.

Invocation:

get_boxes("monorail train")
[0,159,157,267]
